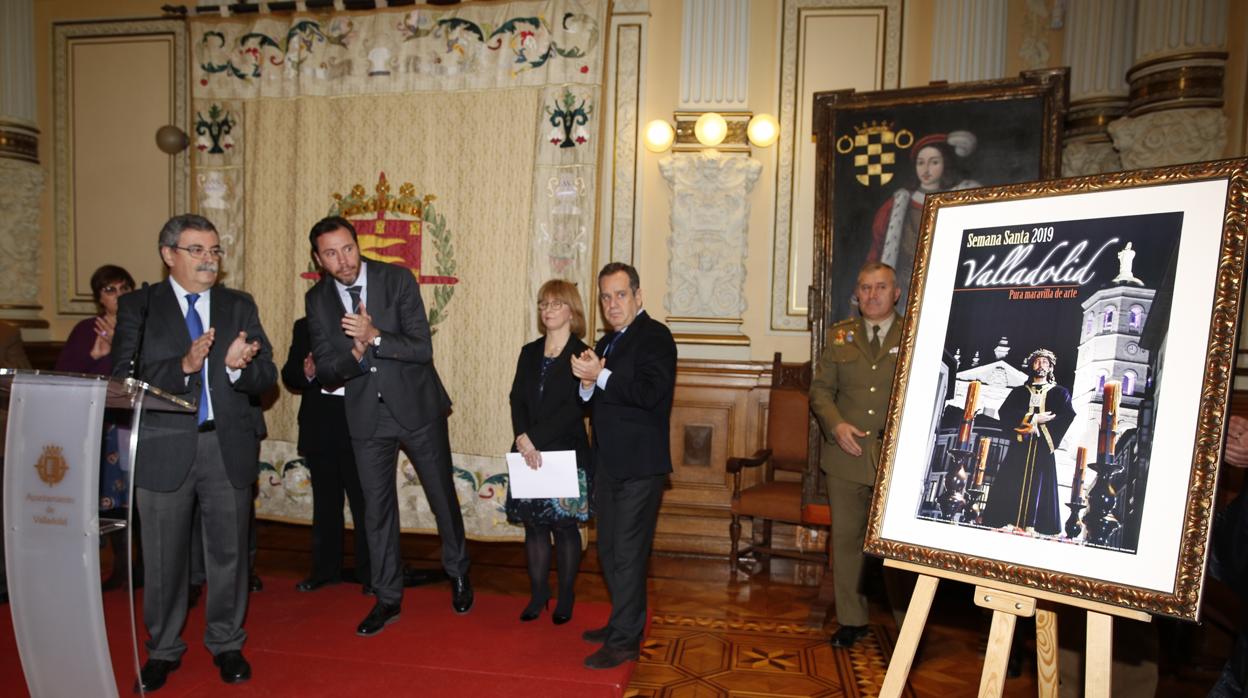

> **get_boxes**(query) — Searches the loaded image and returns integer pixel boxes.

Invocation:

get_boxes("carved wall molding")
[770,0,902,332]
[599,16,646,268]
[1108,108,1227,170]
[659,151,762,326]
[0,159,44,316]
[1061,141,1122,177]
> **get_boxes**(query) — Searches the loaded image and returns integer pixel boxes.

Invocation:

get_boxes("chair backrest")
[768,352,811,473]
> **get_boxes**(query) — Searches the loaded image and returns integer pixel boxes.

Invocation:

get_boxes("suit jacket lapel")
[364,260,387,317]
[154,281,192,352]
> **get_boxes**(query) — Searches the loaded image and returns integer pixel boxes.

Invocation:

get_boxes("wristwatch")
[371,333,382,348]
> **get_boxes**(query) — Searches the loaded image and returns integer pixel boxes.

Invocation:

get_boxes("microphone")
[129,281,152,379]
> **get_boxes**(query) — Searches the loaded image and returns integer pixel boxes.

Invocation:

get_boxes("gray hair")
[158,214,217,249]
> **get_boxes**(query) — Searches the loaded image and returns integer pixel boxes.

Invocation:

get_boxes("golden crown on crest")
[331,173,436,219]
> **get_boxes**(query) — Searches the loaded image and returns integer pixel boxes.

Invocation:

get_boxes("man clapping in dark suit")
[571,262,676,670]
[112,214,276,691]
[303,216,471,638]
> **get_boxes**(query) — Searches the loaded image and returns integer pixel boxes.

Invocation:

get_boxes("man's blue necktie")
[603,332,621,357]
[185,293,209,425]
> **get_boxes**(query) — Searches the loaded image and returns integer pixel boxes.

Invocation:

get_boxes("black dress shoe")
[294,577,339,592]
[249,574,263,592]
[451,576,473,614]
[830,624,870,649]
[582,625,609,644]
[584,645,639,669]
[520,597,549,622]
[213,650,251,684]
[136,658,180,692]
[356,601,401,636]
[361,583,376,596]
[552,595,574,625]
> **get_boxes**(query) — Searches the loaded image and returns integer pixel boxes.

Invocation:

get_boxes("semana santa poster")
[913,211,1182,555]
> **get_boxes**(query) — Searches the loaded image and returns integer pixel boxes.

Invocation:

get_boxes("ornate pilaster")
[659,151,761,359]
[679,0,750,111]
[1108,0,1228,168]
[1061,0,1135,175]
[930,0,1007,82]
[0,0,45,329]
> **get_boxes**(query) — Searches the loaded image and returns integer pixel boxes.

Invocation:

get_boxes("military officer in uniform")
[810,262,903,649]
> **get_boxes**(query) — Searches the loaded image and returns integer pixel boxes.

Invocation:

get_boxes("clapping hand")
[570,348,604,389]
[182,328,215,374]
[224,331,261,370]
[89,315,116,360]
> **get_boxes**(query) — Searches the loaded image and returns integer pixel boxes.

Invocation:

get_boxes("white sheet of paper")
[505,450,580,499]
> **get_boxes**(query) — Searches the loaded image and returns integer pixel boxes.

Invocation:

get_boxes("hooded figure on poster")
[914,211,1183,554]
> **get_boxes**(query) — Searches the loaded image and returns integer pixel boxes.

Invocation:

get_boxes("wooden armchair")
[728,352,827,572]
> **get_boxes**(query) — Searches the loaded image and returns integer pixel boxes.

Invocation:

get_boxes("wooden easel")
[878,559,1151,698]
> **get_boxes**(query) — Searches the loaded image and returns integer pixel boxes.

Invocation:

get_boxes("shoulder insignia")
[832,329,847,346]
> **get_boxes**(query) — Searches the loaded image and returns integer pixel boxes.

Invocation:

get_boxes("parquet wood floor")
[126,521,1234,697]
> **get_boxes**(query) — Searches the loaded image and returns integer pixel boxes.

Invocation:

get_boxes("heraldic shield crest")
[305,173,460,330]
[836,120,914,186]
[34,444,69,487]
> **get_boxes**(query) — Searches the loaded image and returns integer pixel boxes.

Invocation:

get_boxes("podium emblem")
[34,445,68,487]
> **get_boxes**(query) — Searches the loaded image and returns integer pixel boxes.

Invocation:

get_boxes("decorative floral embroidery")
[546,88,593,147]
[194,104,236,154]
[195,4,600,88]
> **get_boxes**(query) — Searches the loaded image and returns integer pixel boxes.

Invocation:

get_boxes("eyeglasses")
[100,284,133,296]
[538,300,567,311]
[170,245,226,260]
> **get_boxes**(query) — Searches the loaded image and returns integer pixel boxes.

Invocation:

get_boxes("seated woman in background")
[506,279,593,625]
[56,264,135,588]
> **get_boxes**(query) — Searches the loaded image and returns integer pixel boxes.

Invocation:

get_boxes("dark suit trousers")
[594,466,665,650]
[137,431,251,660]
[306,435,371,582]
[352,407,468,606]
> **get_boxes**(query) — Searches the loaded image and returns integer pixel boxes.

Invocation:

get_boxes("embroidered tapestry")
[189,0,607,540]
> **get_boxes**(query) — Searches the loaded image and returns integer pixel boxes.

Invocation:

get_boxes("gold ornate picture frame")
[865,159,1248,621]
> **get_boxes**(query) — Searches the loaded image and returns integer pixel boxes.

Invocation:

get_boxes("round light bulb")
[747,113,780,147]
[643,119,675,153]
[693,112,727,147]
[155,125,189,154]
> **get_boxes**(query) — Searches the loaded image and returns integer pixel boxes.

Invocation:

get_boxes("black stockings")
[522,524,581,616]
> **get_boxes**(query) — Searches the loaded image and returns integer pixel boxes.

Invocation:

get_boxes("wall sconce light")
[643,119,676,153]
[155,125,189,154]
[746,113,779,147]
[693,112,728,147]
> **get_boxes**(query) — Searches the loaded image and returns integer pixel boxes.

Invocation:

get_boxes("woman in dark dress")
[505,279,592,624]
[55,264,135,588]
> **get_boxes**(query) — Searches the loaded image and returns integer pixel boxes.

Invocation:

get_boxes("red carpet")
[0,576,632,697]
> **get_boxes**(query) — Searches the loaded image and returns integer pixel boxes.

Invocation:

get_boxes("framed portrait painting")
[865,159,1248,620]
[804,69,1068,514]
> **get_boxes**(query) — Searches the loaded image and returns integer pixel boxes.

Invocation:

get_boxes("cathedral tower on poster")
[1061,244,1155,471]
